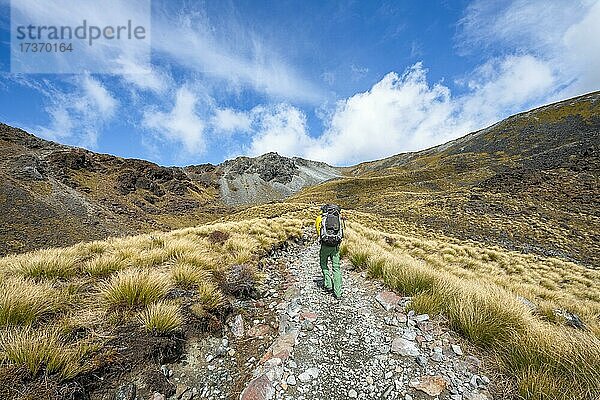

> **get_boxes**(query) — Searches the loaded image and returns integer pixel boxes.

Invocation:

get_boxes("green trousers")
[319,244,342,297]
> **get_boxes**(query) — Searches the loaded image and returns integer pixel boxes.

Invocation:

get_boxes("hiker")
[315,204,344,299]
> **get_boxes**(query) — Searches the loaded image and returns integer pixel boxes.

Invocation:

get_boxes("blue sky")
[0,0,599,166]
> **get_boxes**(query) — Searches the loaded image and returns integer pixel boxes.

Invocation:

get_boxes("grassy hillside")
[292,91,600,267]
[0,123,230,256]
[1,92,598,399]
[341,221,600,400]
[0,217,305,399]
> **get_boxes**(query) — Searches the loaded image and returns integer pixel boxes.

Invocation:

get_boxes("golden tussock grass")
[0,327,91,378]
[0,277,64,326]
[170,259,212,288]
[99,268,172,309]
[344,222,600,400]
[0,217,305,380]
[138,301,182,335]
[196,282,225,311]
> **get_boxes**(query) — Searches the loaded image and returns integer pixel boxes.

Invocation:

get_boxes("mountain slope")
[0,125,340,255]
[291,91,600,266]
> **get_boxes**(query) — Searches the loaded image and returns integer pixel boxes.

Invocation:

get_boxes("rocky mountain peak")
[223,152,299,184]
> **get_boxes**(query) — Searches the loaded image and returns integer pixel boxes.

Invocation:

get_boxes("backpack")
[320,204,343,246]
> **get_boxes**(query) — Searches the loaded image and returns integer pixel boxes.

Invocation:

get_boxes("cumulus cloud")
[247,104,317,157]
[309,65,462,164]
[142,86,206,153]
[242,57,558,165]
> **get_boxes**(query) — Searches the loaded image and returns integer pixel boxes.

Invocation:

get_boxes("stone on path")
[247,324,271,337]
[230,314,245,337]
[298,367,319,383]
[239,374,274,400]
[390,337,420,357]
[348,389,358,398]
[451,344,463,355]
[414,314,429,322]
[409,375,448,396]
[299,311,318,322]
[286,375,297,386]
[376,291,402,311]
[261,330,297,362]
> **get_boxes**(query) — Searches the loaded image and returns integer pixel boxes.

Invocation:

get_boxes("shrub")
[0,278,62,326]
[100,269,171,309]
[221,264,258,298]
[138,302,182,335]
[208,230,230,245]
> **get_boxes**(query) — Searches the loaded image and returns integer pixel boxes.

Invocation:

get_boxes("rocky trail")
[156,235,495,400]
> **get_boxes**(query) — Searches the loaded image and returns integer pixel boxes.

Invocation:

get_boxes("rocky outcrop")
[218,152,341,206]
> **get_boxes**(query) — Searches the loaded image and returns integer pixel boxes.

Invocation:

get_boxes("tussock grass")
[84,254,128,277]
[0,278,63,326]
[13,249,78,279]
[100,269,171,309]
[197,282,225,311]
[0,216,306,384]
[170,260,211,288]
[344,222,600,400]
[0,327,83,377]
[138,301,182,335]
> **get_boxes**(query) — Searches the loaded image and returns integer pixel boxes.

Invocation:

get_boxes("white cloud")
[211,108,251,134]
[151,9,324,104]
[561,1,600,95]
[79,75,118,116]
[459,54,555,123]
[30,75,118,148]
[309,65,460,164]
[143,86,206,153]
[115,56,170,93]
[457,0,600,98]
[242,58,558,166]
[247,104,317,157]
[242,64,464,165]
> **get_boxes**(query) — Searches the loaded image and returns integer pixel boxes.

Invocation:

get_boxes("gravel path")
[241,241,495,400]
